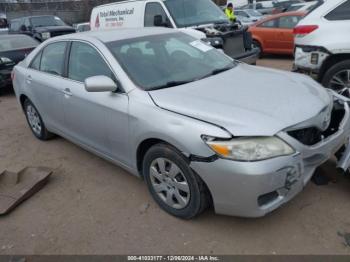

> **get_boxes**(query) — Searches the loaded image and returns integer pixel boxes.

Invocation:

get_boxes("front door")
[62,41,130,164]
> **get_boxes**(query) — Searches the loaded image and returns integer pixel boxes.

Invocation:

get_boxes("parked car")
[90,0,259,65]
[74,22,91,32]
[294,0,350,97]
[9,15,76,42]
[235,9,264,26]
[12,28,350,218]
[285,1,320,12]
[0,34,38,92]
[272,0,304,13]
[249,11,306,55]
[240,3,276,15]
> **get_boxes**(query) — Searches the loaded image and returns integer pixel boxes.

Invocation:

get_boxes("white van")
[90,0,259,64]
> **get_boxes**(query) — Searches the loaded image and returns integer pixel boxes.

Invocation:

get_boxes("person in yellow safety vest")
[225,3,236,23]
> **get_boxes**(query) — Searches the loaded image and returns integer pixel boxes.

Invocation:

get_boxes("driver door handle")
[26,75,32,84]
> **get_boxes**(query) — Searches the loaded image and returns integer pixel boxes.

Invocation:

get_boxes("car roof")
[11,15,58,21]
[47,27,178,43]
[253,11,306,25]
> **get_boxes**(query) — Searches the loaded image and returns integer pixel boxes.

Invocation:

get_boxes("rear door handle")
[26,75,32,84]
[62,88,72,97]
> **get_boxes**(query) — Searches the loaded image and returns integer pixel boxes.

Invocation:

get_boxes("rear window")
[325,0,350,20]
[0,36,39,51]
[30,16,66,27]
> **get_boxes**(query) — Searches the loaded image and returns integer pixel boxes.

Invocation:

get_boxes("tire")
[322,60,350,97]
[252,40,263,59]
[142,143,210,219]
[23,99,55,140]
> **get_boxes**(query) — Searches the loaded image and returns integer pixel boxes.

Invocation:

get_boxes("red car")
[248,11,306,55]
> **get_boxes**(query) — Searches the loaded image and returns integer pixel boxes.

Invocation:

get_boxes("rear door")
[25,41,68,131]
[275,15,302,54]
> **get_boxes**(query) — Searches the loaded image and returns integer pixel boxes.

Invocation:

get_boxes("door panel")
[25,42,67,131]
[275,28,294,53]
[62,41,130,165]
[254,19,279,52]
[62,81,130,164]
[25,69,65,131]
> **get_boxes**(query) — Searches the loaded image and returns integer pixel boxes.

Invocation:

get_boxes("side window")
[40,42,67,76]
[144,2,172,27]
[325,0,350,20]
[68,42,113,82]
[278,16,301,29]
[30,51,42,70]
[10,20,20,31]
[259,19,277,28]
[24,18,31,30]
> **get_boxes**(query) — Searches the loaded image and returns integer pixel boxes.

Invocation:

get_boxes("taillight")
[293,25,319,37]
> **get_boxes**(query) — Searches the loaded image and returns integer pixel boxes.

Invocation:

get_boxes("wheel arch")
[318,53,350,83]
[136,137,214,206]
[19,94,29,110]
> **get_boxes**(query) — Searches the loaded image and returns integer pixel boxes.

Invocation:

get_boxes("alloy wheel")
[26,104,42,136]
[149,158,190,209]
[328,69,350,97]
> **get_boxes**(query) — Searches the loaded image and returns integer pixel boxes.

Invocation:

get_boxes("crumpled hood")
[149,63,331,136]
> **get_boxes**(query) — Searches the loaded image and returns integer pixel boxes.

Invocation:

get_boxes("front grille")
[288,104,345,146]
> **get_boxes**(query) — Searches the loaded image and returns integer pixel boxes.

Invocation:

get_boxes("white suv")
[294,0,350,96]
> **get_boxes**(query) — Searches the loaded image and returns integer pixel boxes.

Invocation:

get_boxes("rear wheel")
[142,143,210,219]
[322,60,350,97]
[23,99,54,140]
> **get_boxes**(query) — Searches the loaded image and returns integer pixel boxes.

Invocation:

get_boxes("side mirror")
[154,15,164,27]
[84,75,118,93]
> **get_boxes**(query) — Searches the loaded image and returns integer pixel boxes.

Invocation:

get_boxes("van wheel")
[23,99,54,140]
[322,60,350,98]
[142,143,209,219]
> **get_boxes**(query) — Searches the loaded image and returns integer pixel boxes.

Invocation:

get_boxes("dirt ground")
[0,56,350,255]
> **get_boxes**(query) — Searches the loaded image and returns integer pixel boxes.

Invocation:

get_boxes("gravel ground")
[0,56,350,255]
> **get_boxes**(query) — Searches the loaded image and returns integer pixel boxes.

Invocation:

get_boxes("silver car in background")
[235,9,264,26]
[12,28,350,218]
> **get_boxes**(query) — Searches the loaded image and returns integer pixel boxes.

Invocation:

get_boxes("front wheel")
[322,60,350,97]
[142,143,210,219]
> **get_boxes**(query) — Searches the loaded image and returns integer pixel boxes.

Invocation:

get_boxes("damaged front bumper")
[191,94,350,217]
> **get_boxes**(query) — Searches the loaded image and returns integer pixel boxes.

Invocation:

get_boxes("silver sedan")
[12,28,350,218]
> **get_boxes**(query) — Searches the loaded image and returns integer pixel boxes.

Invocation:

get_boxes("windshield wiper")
[147,80,192,91]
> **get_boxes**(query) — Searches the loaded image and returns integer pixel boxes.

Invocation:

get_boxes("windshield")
[107,33,235,91]
[0,35,38,51]
[245,9,263,16]
[30,16,66,27]
[163,0,228,27]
